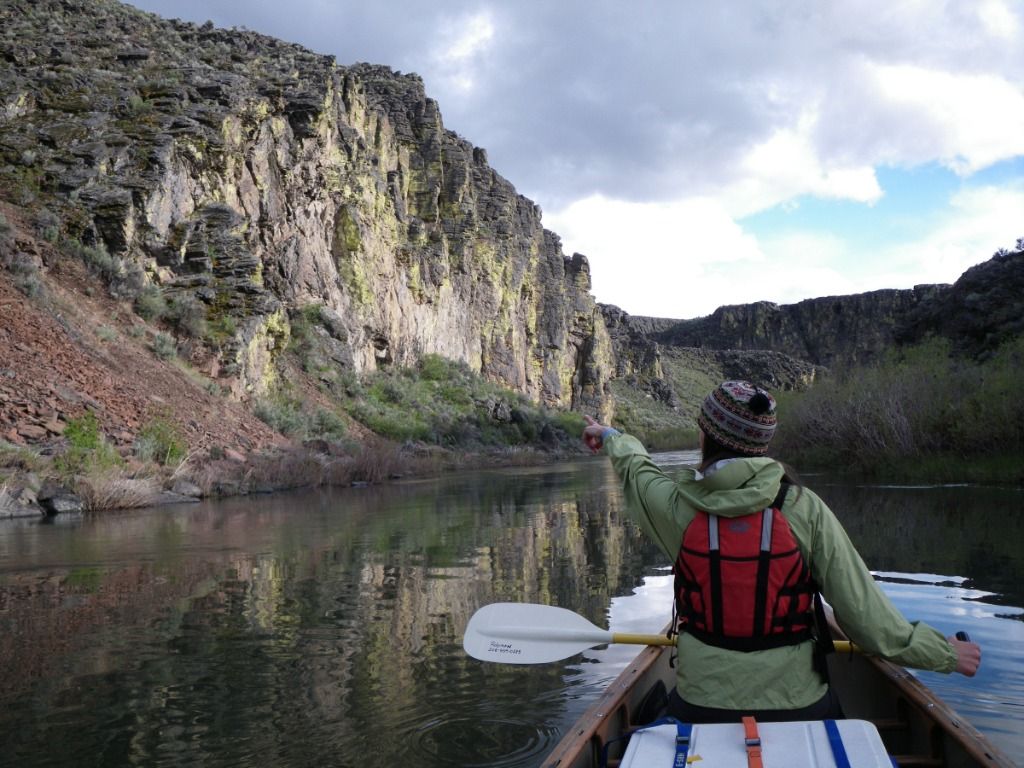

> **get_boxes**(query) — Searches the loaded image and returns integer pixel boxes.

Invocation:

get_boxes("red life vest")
[673,483,817,652]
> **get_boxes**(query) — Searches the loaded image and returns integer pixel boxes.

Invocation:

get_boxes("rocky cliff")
[650,287,947,368]
[0,0,613,420]
[598,244,1022,440]
[1,0,1019,459]
[639,246,1023,369]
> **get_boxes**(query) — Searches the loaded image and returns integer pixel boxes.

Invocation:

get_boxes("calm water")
[0,452,1021,766]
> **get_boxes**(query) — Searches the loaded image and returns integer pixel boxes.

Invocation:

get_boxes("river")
[0,450,1021,766]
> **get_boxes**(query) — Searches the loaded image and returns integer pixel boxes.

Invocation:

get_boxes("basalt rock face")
[0,0,613,417]
[600,303,819,421]
[1,0,1017,445]
[896,248,1024,356]
[651,287,948,368]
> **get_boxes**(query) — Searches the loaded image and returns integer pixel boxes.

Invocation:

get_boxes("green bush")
[5,252,43,298]
[134,285,167,321]
[135,417,187,465]
[65,239,124,282]
[33,209,60,241]
[342,355,584,450]
[165,293,208,337]
[773,336,1024,479]
[254,395,347,441]
[642,427,700,452]
[550,411,586,437]
[206,314,237,345]
[127,94,154,115]
[57,413,123,476]
[65,412,101,451]
[419,353,458,381]
[150,332,177,360]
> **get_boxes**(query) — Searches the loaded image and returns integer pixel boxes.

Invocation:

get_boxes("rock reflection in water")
[0,457,1020,766]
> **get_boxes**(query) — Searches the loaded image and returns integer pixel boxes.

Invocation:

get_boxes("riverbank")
[1,207,591,519]
[0,433,584,519]
[772,336,1024,488]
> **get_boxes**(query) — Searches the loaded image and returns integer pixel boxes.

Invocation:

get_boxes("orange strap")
[742,715,763,768]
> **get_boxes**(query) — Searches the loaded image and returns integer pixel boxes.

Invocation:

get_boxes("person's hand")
[582,415,609,454]
[948,635,981,677]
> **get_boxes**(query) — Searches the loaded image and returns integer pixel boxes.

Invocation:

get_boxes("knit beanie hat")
[697,380,777,455]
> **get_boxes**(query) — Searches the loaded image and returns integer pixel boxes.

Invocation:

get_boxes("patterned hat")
[697,381,777,455]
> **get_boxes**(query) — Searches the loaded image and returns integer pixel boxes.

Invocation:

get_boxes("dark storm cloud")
[122,1,1024,230]
[121,1,815,204]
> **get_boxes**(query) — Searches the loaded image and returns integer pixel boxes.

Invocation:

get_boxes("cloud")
[119,0,1024,317]
[124,1,1024,207]
[429,10,496,95]
[548,179,1024,319]
[874,183,1024,287]
[722,110,883,218]
[977,0,1020,40]
[863,65,1024,175]
[544,195,766,317]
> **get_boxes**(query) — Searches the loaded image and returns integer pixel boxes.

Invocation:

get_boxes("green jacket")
[604,433,957,710]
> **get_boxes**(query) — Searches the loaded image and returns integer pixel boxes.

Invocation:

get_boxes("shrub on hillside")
[254,394,347,442]
[135,417,187,466]
[134,285,167,321]
[165,293,208,337]
[150,332,177,359]
[56,412,123,476]
[65,239,124,282]
[773,336,1024,477]
[343,355,584,451]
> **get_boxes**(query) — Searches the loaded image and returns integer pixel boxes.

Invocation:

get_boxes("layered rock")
[0,0,1017,445]
[896,247,1024,356]
[0,0,613,418]
[652,287,947,368]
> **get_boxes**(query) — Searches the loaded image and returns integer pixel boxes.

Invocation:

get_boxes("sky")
[123,0,1024,320]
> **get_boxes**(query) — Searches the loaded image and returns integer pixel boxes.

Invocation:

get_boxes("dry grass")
[174,441,445,497]
[0,442,48,473]
[74,473,164,511]
[0,483,18,516]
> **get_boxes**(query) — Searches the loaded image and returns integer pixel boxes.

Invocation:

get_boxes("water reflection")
[0,454,1020,766]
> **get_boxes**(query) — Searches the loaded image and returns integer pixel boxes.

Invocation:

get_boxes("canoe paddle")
[463,602,856,664]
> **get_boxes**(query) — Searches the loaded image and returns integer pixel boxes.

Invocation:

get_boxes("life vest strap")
[683,624,813,652]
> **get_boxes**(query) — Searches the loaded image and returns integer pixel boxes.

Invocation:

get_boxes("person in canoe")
[582,380,982,724]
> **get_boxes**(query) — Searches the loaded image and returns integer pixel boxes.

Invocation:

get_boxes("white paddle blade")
[463,602,613,664]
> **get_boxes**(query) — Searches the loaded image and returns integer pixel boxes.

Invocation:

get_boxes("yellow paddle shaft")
[610,633,857,654]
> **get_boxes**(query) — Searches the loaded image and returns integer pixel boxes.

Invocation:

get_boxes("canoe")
[540,624,1015,768]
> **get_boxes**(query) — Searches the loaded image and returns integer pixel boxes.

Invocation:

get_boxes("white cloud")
[865,64,1024,175]
[978,0,1019,40]
[874,183,1024,287]
[548,180,1023,320]
[723,110,883,217]
[545,195,765,318]
[428,11,495,94]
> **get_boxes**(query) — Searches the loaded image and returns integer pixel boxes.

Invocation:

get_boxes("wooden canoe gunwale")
[540,629,1015,768]
[541,642,667,768]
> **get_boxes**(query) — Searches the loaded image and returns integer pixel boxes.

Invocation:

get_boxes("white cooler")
[619,718,893,768]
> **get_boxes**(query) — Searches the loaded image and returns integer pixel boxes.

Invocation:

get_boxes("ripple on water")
[410,715,561,768]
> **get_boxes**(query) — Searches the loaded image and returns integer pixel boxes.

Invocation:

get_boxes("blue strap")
[674,722,692,768]
[599,718,691,768]
[824,719,851,768]
[598,720,684,765]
